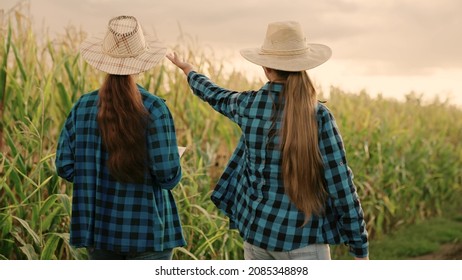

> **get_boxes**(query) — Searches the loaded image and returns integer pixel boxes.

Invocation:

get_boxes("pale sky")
[2,0,462,105]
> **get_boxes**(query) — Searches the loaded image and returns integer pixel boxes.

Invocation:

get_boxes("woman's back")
[56,85,184,253]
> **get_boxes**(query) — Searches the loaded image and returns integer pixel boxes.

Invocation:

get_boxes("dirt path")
[413,243,462,260]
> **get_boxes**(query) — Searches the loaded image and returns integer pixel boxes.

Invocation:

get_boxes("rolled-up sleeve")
[318,108,369,258]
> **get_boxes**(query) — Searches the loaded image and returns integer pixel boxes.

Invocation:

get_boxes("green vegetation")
[332,202,462,259]
[1,6,461,260]
[369,216,462,260]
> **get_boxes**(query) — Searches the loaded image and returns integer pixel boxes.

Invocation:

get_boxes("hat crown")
[102,15,147,58]
[261,21,308,54]
[240,21,331,71]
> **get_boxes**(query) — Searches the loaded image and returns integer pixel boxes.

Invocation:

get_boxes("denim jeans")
[88,248,173,260]
[244,242,331,260]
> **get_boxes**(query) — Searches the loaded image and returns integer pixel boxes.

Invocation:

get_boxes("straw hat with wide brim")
[240,21,332,72]
[80,15,167,75]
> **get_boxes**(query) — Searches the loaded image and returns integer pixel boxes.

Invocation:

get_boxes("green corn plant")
[1,4,461,260]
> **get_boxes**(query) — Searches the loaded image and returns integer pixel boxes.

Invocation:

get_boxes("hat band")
[102,45,148,58]
[259,47,309,56]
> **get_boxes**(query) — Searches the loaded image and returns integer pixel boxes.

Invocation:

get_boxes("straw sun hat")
[240,21,332,72]
[80,15,167,75]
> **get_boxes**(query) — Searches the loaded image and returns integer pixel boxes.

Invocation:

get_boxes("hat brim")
[80,34,167,75]
[240,43,332,72]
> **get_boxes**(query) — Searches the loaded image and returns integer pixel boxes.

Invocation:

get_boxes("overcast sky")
[2,0,462,105]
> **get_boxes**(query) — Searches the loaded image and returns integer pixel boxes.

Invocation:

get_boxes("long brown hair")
[97,74,149,183]
[276,70,327,220]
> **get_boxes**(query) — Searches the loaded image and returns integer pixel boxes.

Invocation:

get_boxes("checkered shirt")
[55,85,184,253]
[188,72,369,258]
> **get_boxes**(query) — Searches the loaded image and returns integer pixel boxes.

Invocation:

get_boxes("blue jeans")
[244,242,331,260]
[88,248,173,260]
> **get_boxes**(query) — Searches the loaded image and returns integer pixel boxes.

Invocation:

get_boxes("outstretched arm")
[167,52,248,123]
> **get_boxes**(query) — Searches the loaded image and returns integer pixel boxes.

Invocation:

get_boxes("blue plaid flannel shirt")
[187,71,368,258]
[55,85,184,253]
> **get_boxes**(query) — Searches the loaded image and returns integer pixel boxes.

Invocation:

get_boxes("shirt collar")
[262,81,284,92]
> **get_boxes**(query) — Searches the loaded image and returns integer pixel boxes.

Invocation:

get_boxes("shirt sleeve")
[55,109,76,182]
[187,71,248,123]
[146,101,182,190]
[318,107,369,258]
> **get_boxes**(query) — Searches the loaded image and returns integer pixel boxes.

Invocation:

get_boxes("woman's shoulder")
[137,85,171,115]
[316,101,333,118]
[73,90,99,108]
[137,85,161,99]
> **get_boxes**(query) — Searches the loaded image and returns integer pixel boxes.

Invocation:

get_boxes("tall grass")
[324,89,462,239]
[1,5,461,259]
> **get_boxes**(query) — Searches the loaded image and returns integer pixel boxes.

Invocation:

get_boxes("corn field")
[1,6,461,260]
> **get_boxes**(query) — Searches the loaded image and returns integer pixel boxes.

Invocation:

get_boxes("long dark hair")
[97,74,149,183]
[276,69,328,219]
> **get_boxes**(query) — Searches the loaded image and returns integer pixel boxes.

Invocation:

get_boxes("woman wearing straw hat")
[168,21,368,260]
[56,15,184,260]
